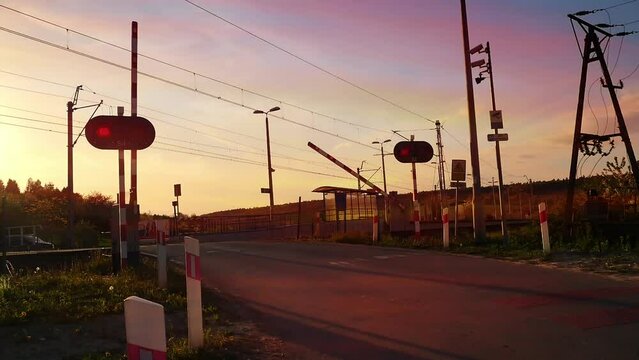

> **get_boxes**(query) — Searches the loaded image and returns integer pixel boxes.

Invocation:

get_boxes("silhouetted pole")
[460,0,485,241]
[67,101,74,248]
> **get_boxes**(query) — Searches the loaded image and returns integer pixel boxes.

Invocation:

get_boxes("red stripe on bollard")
[127,343,167,360]
[443,213,449,224]
[186,253,201,281]
[539,210,548,224]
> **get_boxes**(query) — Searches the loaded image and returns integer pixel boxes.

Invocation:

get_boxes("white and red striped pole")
[129,21,139,264]
[442,207,450,248]
[124,296,166,360]
[117,106,127,269]
[372,214,379,242]
[184,236,203,348]
[307,141,387,195]
[539,202,550,253]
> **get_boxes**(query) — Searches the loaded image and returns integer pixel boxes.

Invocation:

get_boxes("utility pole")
[411,135,420,238]
[460,0,485,241]
[565,14,639,238]
[491,177,497,219]
[67,99,74,249]
[435,121,446,216]
[373,139,391,225]
[67,85,101,249]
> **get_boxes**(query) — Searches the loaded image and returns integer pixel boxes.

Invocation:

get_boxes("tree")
[5,179,20,194]
[600,156,637,216]
[0,179,4,192]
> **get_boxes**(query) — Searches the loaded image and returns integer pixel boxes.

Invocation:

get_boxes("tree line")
[1,178,114,248]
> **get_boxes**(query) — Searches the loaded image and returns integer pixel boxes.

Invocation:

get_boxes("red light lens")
[97,126,111,138]
[400,147,410,157]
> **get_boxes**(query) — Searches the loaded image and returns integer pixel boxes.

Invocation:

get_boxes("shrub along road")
[147,239,639,359]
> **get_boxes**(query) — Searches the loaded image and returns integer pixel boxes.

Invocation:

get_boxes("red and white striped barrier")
[442,207,449,249]
[539,202,550,253]
[372,215,379,242]
[118,149,127,268]
[184,236,203,347]
[124,296,166,360]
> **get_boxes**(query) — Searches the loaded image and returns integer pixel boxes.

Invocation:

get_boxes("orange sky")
[1,0,638,215]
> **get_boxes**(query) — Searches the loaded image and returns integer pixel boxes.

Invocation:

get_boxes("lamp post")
[471,40,508,241]
[253,106,280,221]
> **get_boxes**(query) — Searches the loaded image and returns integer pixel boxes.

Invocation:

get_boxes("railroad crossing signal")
[85,115,155,150]
[392,141,434,163]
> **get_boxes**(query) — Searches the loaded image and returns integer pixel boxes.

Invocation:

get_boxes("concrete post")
[184,236,203,347]
[124,296,166,360]
[539,202,550,253]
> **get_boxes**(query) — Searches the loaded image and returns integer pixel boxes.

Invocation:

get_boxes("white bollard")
[372,215,379,242]
[539,202,550,253]
[184,236,204,348]
[156,219,169,288]
[442,207,449,249]
[124,296,166,360]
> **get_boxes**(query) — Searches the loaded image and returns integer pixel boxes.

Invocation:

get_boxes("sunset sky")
[1,0,638,215]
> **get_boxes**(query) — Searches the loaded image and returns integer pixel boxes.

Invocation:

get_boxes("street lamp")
[253,106,280,221]
[372,139,391,193]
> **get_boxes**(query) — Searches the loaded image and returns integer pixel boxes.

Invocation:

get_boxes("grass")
[0,253,186,325]
[327,226,639,276]
[0,253,244,359]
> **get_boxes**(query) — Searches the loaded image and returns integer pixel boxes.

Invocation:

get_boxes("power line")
[0,99,343,170]
[0,120,353,181]
[182,0,437,124]
[0,69,361,162]
[0,24,377,150]
[0,4,391,135]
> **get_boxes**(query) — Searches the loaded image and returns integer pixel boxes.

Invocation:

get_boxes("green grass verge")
[0,253,242,359]
[0,253,186,325]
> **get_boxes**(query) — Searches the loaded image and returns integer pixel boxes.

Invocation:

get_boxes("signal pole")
[460,0,486,241]
[130,21,139,265]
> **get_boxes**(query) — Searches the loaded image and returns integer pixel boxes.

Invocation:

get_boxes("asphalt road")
[147,239,639,360]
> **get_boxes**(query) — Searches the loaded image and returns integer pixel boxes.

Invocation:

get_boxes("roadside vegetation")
[0,254,240,359]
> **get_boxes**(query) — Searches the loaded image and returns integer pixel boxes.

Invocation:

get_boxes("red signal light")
[97,126,111,138]
[85,115,155,150]
[393,141,434,163]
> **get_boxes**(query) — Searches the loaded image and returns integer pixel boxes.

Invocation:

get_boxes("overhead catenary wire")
[181,0,437,125]
[0,24,378,151]
[0,4,391,135]
[0,120,355,181]
[0,99,346,171]
[0,68,363,162]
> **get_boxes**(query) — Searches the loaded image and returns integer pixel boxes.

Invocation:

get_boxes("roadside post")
[373,214,379,242]
[539,202,550,253]
[124,296,166,360]
[156,219,169,288]
[184,236,203,347]
[443,207,450,249]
